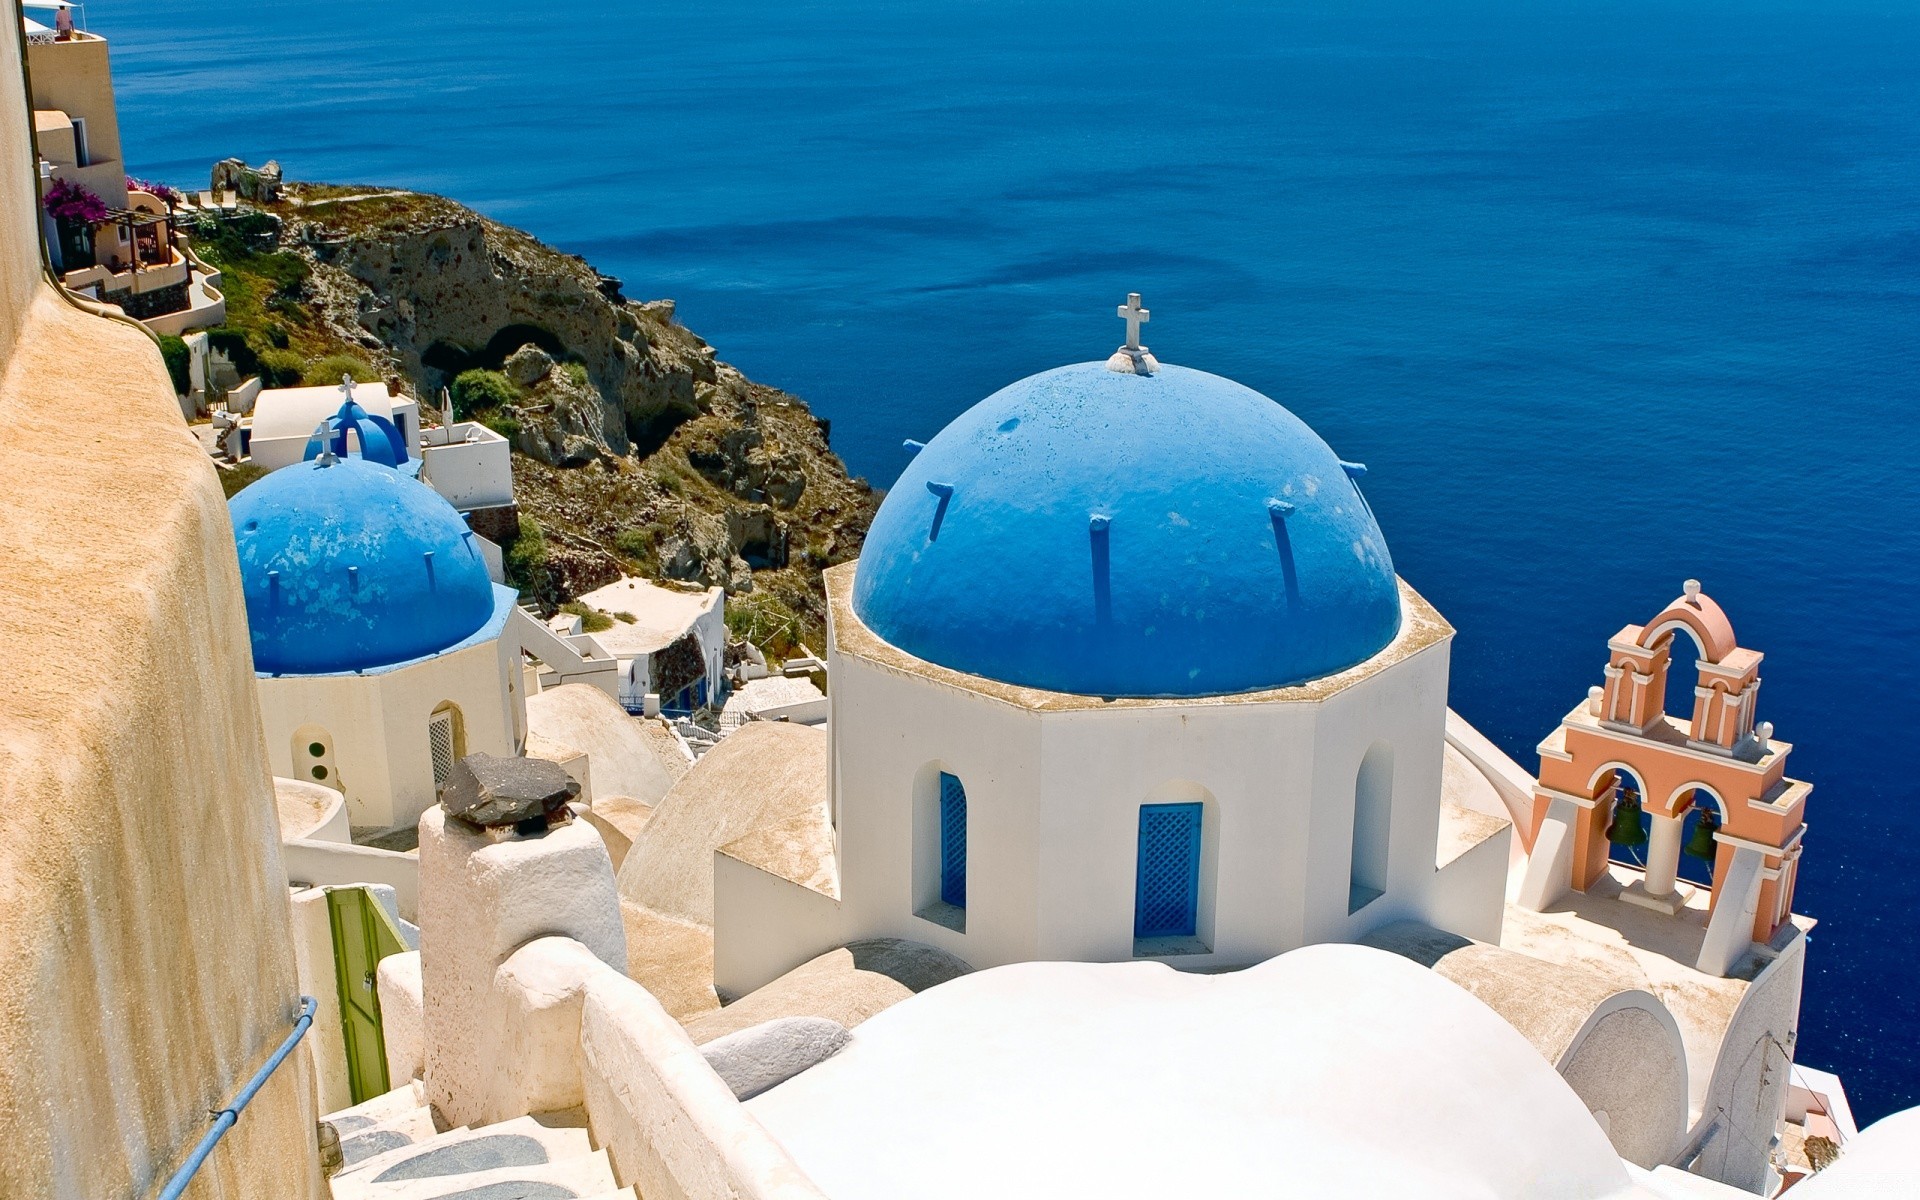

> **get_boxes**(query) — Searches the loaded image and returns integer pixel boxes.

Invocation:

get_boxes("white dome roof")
[747,944,1644,1200]
[1791,1107,1920,1199]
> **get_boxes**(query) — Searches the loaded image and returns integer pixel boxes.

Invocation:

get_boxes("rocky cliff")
[226,183,877,650]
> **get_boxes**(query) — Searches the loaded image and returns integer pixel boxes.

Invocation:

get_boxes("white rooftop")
[747,945,1646,1200]
[251,381,394,440]
[575,577,720,658]
[724,674,825,716]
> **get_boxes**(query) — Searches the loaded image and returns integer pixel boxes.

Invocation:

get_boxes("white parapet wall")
[418,805,626,1128]
[579,967,832,1200]
[404,765,842,1198]
[419,421,514,510]
[283,838,422,923]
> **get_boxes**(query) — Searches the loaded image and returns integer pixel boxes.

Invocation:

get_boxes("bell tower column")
[1643,813,1683,899]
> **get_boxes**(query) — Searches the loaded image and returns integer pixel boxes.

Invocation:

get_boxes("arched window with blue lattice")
[939,772,967,909]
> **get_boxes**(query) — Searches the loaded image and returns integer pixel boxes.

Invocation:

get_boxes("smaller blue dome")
[231,458,497,674]
[303,396,409,469]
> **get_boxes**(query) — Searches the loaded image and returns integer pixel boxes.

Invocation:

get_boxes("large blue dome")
[231,457,499,675]
[851,362,1401,698]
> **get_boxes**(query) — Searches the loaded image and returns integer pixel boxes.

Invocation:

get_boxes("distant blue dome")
[231,457,497,674]
[303,396,409,469]
[852,362,1401,698]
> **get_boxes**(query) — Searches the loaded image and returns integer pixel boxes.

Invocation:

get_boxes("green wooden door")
[326,887,408,1104]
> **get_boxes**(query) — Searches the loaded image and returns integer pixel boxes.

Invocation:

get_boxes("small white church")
[229,406,529,834]
[719,294,1500,975]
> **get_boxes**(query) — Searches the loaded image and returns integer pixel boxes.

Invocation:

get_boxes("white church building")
[230,421,528,834]
[717,298,1508,982]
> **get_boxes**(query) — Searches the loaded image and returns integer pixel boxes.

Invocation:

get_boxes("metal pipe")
[156,996,317,1200]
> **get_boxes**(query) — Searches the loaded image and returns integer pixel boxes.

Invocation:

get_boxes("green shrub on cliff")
[503,518,547,593]
[451,369,519,413]
[157,334,190,395]
[205,326,259,379]
[304,354,379,386]
[613,523,668,573]
[256,348,305,388]
[725,591,806,660]
[559,601,614,634]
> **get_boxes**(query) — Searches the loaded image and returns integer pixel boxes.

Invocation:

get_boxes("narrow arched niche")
[1349,742,1394,914]
[911,761,967,933]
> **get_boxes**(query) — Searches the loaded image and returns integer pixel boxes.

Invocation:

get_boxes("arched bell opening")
[1601,765,1653,873]
[1646,624,1709,729]
[1672,789,1724,889]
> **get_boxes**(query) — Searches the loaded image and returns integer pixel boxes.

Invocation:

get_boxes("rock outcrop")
[247,183,877,644]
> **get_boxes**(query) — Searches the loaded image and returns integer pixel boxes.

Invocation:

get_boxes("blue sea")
[101,0,1919,1119]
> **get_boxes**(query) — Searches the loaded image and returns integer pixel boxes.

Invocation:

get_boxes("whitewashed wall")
[806,622,1474,974]
[257,632,522,831]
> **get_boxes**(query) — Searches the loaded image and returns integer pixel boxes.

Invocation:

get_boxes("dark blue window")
[939,772,967,909]
[1135,802,1202,939]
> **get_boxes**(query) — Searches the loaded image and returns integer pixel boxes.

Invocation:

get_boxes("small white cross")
[1117,293,1149,349]
[312,421,337,466]
[339,373,357,406]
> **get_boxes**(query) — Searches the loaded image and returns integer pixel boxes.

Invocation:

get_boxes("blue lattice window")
[1135,803,1202,939]
[939,772,967,909]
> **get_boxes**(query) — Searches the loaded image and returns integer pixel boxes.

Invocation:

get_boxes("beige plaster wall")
[0,13,319,1195]
[25,33,126,187]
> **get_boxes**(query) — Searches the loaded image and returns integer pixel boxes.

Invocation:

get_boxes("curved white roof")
[1792,1107,1920,1198]
[748,944,1647,1200]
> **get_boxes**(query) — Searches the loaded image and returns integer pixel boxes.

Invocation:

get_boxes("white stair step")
[330,1149,616,1200]
[337,1106,444,1168]
[324,1080,429,1132]
[330,1116,596,1194]
[334,1114,587,1181]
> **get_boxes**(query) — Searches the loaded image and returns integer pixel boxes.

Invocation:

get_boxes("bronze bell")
[1684,810,1721,860]
[1607,792,1648,849]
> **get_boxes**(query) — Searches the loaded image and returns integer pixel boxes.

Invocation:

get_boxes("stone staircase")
[324,1084,633,1200]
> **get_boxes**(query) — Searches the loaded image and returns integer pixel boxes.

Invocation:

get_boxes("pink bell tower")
[1517,581,1812,977]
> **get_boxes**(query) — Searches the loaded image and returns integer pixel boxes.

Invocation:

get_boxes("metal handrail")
[156,996,317,1200]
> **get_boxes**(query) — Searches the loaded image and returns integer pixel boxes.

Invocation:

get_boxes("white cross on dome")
[1106,292,1161,375]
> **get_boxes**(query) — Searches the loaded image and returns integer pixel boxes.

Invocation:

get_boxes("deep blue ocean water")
[98,0,1918,1119]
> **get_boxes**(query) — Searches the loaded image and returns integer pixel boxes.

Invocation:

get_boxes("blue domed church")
[230,402,527,833]
[718,297,1504,982]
